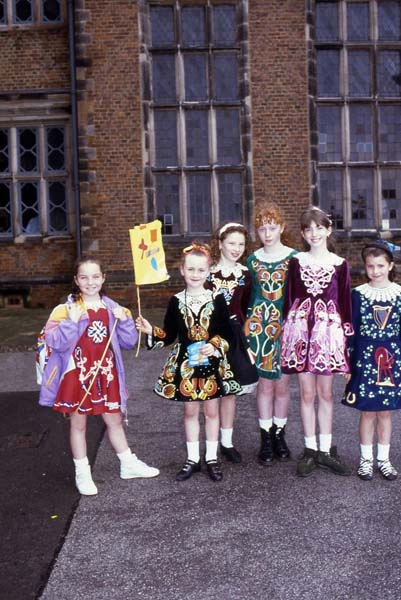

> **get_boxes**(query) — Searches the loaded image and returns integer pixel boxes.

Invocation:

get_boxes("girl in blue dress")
[343,242,401,481]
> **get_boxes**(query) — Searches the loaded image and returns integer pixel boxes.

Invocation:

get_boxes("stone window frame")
[139,0,253,237]
[309,0,401,233]
[0,0,64,27]
[0,100,73,241]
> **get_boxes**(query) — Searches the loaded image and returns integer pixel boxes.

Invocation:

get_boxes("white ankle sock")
[117,448,132,463]
[259,418,273,432]
[273,416,287,429]
[73,456,89,468]
[220,428,233,448]
[360,444,373,461]
[319,433,332,453]
[186,441,200,463]
[205,440,218,462]
[377,443,390,462]
[304,436,318,451]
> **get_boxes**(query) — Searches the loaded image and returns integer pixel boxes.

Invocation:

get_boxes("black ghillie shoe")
[206,460,223,482]
[258,427,274,465]
[175,460,201,482]
[221,445,242,463]
[272,424,291,461]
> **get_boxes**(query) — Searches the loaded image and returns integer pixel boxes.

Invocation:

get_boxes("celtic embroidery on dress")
[87,320,108,344]
[300,264,335,297]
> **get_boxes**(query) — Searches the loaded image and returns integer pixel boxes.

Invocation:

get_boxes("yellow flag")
[129,220,169,285]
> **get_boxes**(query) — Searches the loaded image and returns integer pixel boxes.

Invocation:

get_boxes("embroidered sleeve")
[146,297,179,349]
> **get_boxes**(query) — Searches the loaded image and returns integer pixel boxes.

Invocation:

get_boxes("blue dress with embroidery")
[342,283,401,411]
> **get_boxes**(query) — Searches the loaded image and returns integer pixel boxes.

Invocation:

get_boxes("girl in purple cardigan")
[39,255,159,495]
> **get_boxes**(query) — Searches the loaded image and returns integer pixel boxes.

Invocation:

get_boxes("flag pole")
[135,284,142,357]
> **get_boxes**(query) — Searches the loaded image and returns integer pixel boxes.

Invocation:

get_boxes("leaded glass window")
[314,0,401,231]
[41,0,62,23]
[0,1,6,24]
[14,0,32,23]
[144,1,248,235]
[0,124,70,238]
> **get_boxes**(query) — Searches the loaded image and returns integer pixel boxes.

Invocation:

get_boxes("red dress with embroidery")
[53,307,121,414]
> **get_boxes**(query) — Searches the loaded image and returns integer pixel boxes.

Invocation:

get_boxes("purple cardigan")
[39,295,138,416]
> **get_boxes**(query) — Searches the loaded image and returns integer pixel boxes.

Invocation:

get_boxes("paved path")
[23,347,401,600]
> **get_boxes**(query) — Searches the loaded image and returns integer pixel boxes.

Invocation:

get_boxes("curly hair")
[210,223,249,263]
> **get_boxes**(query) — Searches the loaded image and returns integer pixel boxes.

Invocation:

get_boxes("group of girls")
[39,204,401,494]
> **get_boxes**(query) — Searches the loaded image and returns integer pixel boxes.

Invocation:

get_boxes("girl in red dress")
[39,256,159,495]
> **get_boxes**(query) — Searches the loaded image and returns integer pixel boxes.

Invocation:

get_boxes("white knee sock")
[319,433,332,453]
[360,444,373,461]
[186,441,200,463]
[220,428,233,448]
[259,418,273,432]
[304,435,318,451]
[377,443,390,462]
[205,440,218,462]
[273,416,287,429]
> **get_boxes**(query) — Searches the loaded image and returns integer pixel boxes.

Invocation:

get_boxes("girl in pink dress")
[281,207,353,477]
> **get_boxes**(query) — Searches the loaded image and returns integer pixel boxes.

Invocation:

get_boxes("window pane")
[0,129,9,173]
[218,172,242,223]
[318,170,343,229]
[381,169,401,228]
[316,2,339,41]
[349,105,374,162]
[187,173,211,233]
[14,0,32,23]
[379,105,401,161]
[154,110,178,167]
[213,5,237,47]
[0,183,12,234]
[18,128,38,173]
[155,173,180,234]
[216,108,241,165]
[48,181,67,233]
[185,110,209,166]
[181,6,206,47]
[0,1,5,24]
[152,54,176,103]
[213,53,239,100]
[317,106,342,162]
[378,51,401,97]
[46,127,65,172]
[42,0,62,23]
[20,182,40,234]
[317,50,340,97]
[347,2,370,41]
[348,50,371,97]
[379,1,401,41]
[184,53,208,101]
[351,169,374,229]
[150,6,175,48]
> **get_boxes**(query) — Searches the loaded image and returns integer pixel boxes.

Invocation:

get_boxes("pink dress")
[281,252,353,375]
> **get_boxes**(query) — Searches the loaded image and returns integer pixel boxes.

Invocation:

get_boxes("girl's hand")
[67,304,84,323]
[200,342,215,357]
[135,315,152,335]
[113,306,127,321]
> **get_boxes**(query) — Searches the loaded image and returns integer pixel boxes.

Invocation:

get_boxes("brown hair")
[210,223,249,263]
[181,242,213,266]
[362,242,396,282]
[71,255,106,299]
[300,206,335,252]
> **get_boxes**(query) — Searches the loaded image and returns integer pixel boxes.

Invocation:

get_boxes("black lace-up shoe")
[258,427,274,465]
[272,424,291,460]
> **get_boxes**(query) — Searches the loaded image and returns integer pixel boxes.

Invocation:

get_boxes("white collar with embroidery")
[254,246,295,263]
[176,289,214,304]
[356,282,401,302]
[296,251,344,267]
[210,262,247,277]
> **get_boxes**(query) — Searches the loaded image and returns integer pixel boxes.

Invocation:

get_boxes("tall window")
[0,124,71,238]
[141,1,250,235]
[0,0,63,26]
[314,0,401,231]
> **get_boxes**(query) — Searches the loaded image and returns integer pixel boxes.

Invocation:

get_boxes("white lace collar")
[210,262,247,277]
[176,289,214,313]
[356,282,401,302]
[296,251,344,267]
[254,246,295,263]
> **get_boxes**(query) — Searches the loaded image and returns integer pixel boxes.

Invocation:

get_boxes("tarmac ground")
[2,310,401,599]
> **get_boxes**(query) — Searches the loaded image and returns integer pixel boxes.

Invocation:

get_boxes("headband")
[182,243,210,256]
[218,222,244,237]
